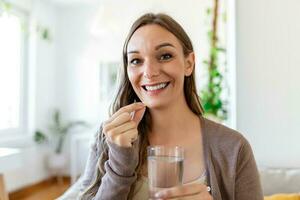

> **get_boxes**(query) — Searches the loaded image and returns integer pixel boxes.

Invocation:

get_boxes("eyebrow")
[155,42,175,50]
[127,42,176,54]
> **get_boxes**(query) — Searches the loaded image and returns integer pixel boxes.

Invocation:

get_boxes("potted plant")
[34,109,89,172]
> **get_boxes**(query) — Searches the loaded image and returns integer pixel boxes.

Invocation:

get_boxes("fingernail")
[130,111,135,120]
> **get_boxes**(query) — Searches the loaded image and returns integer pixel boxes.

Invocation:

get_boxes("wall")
[236,0,300,167]
[55,4,102,124]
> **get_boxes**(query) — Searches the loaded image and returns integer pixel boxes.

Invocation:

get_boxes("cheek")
[127,68,139,87]
[167,65,185,82]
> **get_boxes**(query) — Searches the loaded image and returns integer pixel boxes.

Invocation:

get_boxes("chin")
[143,100,169,110]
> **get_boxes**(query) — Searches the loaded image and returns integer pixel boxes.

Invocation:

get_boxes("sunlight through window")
[0,13,22,130]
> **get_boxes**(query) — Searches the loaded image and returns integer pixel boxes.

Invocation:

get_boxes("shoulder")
[202,117,252,157]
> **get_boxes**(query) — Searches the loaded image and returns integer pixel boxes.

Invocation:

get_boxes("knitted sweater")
[66,117,263,200]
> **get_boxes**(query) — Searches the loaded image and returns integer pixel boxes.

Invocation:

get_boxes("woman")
[67,13,263,200]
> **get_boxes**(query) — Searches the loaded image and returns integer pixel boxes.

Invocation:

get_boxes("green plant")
[200,0,228,121]
[34,110,89,154]
[36,25,51,41]
[34,130,48,144]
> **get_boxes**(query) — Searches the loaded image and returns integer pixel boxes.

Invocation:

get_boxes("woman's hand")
[154,184,212,200]
[103,102,146,147]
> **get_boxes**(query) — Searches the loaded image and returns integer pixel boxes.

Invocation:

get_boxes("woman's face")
[126,24,194,109]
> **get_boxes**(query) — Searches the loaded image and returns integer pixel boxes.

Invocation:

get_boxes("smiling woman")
[59,13,262,200]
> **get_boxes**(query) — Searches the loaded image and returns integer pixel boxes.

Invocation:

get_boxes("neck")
[148,99,199,145]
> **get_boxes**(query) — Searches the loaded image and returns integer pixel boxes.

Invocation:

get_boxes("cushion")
[264,194,300,200]
[259,168,300,195]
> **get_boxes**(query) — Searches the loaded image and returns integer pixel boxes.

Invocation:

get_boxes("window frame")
[0,5,29,139]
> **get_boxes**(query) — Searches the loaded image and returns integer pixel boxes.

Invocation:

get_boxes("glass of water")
[147,146,184,199]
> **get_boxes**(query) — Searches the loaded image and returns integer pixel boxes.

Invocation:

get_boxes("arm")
[61,103,145,200]
[77,128,139,200]
[59,126,138,200]
[235,139,263,200]
[91,103,146,200]
[93,140,139,200]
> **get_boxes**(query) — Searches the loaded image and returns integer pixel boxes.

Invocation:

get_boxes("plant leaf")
[34,130,47,144]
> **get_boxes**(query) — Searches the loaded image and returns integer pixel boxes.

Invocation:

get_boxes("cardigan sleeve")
[78,125,139,200]
[58,123,139,200]
[234,139,263,200]
[92,139,140,200]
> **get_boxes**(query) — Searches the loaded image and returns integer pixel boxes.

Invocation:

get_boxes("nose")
[143,59,160,79]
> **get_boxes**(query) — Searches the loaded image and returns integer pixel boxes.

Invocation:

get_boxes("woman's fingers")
[105,120,136,141]
[154,184,211,199]
[103,112,132,133]
[110,102,145,122]
[158,192,211,200]
[102,102,146,147]
[114,128,138,147]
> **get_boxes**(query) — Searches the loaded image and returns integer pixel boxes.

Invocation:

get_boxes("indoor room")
[0,0,299,199]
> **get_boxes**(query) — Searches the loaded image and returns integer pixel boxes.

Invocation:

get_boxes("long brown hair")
[80,13,203,200]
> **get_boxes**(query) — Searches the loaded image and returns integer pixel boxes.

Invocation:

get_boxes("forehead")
[127,24,182,52]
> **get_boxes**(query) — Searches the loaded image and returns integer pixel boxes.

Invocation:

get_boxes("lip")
[141,81,170,87]
[140,82,170,96]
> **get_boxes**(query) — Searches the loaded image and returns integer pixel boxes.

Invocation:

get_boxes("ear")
[184,52,195,76]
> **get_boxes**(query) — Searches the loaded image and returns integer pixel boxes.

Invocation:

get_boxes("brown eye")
[130,58,141,65]
[160,53,173,61]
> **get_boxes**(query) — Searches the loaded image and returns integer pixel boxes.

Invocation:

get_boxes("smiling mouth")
[142,82,170,91]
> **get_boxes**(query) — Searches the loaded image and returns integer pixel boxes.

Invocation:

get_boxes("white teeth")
[145,83,167,91]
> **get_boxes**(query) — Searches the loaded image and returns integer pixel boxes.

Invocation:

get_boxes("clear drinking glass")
[147,146,184,199]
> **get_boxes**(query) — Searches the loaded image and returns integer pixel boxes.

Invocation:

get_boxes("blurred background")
[0,0,299,199]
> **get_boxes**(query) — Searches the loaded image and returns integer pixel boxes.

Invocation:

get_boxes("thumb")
[132,106,146,125]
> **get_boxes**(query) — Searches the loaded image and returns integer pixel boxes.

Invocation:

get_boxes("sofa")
[259,167,300,196]
[57,167,300,199]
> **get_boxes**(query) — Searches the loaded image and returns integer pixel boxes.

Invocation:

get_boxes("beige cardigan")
[60,116,263,200]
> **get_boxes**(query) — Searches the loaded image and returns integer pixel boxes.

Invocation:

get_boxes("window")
[0,6,28,136]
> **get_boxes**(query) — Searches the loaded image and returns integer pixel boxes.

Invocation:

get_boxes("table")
[0,147,21,172]
[0,147,21,200]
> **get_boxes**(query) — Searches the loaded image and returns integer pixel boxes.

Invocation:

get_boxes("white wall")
[236,0,300,167]
[55,4,102,124]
